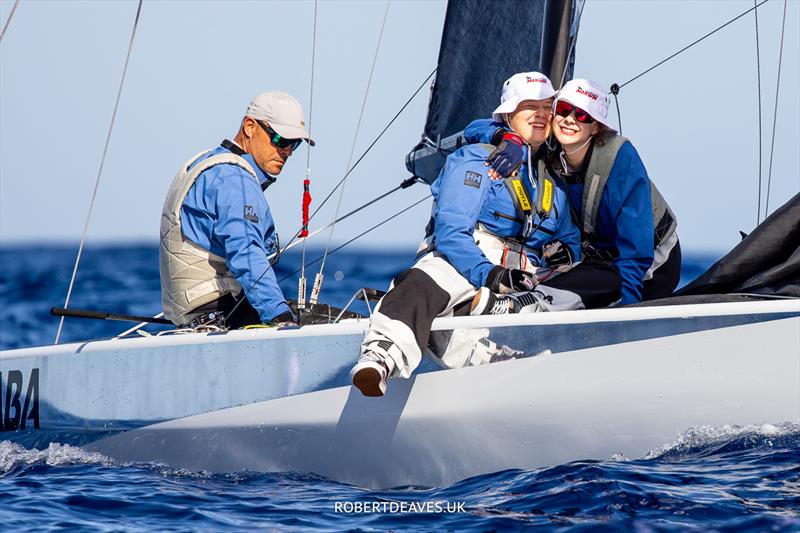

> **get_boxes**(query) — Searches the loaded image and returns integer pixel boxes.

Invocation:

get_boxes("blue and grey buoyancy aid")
[560,132,677,253]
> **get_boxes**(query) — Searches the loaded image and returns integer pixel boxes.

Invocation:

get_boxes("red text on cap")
[576,86,598,100]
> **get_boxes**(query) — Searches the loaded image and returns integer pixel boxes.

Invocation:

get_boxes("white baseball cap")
[555,79,616,131]
[491,72,557,121]
[246,91,315,146]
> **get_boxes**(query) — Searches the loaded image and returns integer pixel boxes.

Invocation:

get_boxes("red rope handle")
[300,178,311,237]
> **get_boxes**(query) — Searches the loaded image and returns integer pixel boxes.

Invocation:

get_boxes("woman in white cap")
[548,79,680,305]
[466,78,680,306]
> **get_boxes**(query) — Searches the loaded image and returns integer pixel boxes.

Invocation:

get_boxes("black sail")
[677,193,800,299]
[407,0,577,183]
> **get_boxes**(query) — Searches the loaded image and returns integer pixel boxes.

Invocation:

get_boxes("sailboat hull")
[2,300,799,488]
[85,316,800,489]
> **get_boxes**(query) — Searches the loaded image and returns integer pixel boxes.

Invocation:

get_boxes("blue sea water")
[1,244,798,531]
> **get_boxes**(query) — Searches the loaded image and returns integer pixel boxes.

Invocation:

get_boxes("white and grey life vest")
[159,150,259,325]
[581,133,677,251]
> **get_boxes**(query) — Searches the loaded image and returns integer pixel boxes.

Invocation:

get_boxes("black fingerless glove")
[485,265,537,294]
[543,240,574,269]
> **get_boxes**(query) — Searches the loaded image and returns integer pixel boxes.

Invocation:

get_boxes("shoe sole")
[352,367,385,397]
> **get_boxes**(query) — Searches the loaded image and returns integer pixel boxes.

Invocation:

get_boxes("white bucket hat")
[246,91,315,146]
[555,79,616,132]
[491,72,557,122]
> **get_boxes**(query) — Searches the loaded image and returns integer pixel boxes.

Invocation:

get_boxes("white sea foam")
[0,440,111,474]
[641,421,800,460]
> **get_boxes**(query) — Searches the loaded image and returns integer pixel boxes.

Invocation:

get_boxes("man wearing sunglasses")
[159,91,314,329]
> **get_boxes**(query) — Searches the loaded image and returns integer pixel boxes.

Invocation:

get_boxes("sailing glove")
[485,129,524,179]
[486,265,537,294]
[543,240,574,271]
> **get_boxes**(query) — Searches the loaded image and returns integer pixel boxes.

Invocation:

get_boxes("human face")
[244,117,296,175]
[552,99,600,148]
[506,98,553,146]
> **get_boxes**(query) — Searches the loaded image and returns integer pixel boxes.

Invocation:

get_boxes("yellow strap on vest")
[509,178,532,212]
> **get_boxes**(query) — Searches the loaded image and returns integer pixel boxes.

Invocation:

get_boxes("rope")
[279,194,432,284]
[315,0,390,288]
[765,0,787,217]
[754,0,764,225]
[618,0,770,90]
[298,0,318,307]
[610,83,622,135]
[55,0,143,344]
[0,0,20,43]
[558,0,587,90]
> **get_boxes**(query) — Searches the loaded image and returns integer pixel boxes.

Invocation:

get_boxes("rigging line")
[316,0,391,281]
[284,181,411,256]
[300,0,318,289]
[618,0,770,90]
[754,0,764,225]
[305,66,435,224]
[610,84,622,135]
[0,0,20,43]
[558,0,588,90]
[0,0,20,44]
[278,194,432,284]
[55,0,143,345]
[765,0,787,216]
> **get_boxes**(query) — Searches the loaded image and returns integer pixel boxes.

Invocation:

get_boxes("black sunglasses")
[256,120,303,151]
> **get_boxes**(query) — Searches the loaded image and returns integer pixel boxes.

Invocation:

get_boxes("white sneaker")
[470,287,547,316]
[351,351,390,397]
[470,287,512,315]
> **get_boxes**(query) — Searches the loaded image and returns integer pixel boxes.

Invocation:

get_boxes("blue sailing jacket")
[430,143,580,288]
[180,145,289,322]
[465,118,655,304]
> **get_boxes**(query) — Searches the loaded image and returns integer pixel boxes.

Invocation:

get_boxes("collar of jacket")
[220,139,277,191]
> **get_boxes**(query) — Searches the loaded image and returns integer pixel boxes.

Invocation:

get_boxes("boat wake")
[640,421,800,461]
[0,440,111,475]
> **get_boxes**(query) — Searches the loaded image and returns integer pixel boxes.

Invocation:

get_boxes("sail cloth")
[676,193,800,299]
[406,0,576,184]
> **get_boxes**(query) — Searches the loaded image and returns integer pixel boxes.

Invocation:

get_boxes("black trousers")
[542,259,622,308]
[192,293,261,329]
[539,239,683,308]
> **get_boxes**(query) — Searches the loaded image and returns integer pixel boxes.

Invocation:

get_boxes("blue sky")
[1,0,798,256]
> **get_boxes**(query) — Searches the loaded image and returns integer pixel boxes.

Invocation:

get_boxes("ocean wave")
[641,422,800,461]
[0,440,111,475]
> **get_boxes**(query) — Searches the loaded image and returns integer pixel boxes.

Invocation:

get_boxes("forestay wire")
[309,0,390,305]
[764,0,788,217]
[55,0,143,345]
[615,0,770,91]
[0,0,20,43]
